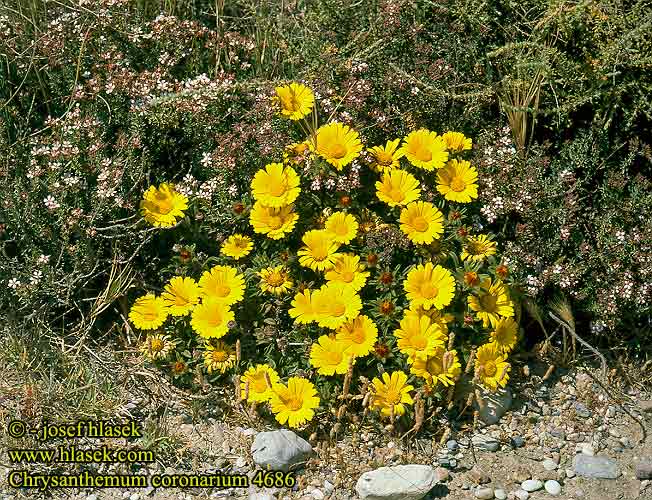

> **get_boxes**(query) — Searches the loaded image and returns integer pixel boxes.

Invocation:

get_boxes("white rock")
[513,490,529,500]
[565,469,576,478]
[323,480,334,494]
[521,479,543,492]
[542,459,557,471]
[87,496,98,500]
[494,488,507,500]
[355,464,437,500]
[311,489,325,500]
[545,480,562,496]
[251,429,313,472]
[129,495,140,500]
[474,487,494,499]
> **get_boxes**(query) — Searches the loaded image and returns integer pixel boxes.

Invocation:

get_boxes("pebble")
[87,496,97,500]
[573,454,620,479]
[470,466,491,484]
[447,440,459,451]
[472,434,500,452]
[542,459,558,471]
[129,495,140,500]
[474,487,494,499]
[251,430,313,472]
[494,488,507,500]
[355,464,437,500]
[544,480,562,496]
[549,428,566,440]
[475,387,513,425]
[636,460,652,480]
[521,479,543,492]
[511,436,525,448]
[574,402,592,418]
[566,469,576,478]
[310,489,324,499]
[323,480,334,494]
[639,400,652,413]
[513,490,529,500]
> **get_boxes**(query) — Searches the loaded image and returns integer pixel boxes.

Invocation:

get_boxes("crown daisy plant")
[127,82,521,434]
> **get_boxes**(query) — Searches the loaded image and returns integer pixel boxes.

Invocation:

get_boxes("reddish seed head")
[464,314,474,325]
[339,195,352,206]
[179,249,191,262]
[464,271,479,287]
[496,264,509,279]
[379,272,393,284]
[450,210,461,220]
[374,342,390,359]
[233,202,245,214]
[457,227,468,237]
[366,253,379,266]
[379,300,395,315]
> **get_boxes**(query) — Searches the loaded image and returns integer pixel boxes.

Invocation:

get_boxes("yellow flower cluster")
[130,82,518,430]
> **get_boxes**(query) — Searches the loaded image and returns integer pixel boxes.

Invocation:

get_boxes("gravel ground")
[2,362,651,500]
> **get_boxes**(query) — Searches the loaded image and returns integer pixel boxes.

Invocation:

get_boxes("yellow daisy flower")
[309,122,363,170]
[375,168,421,207]
[203,340,236,374]
[190,298,234,339]
[269,377,320,428]
[404,304,454,333]
[129,294,169,330]
[394,315,447,363]
[489,317,518,353]
[398,129,448,170]
[468,278,515,328]
[297,230,341,272]
[250,202,299,240]
[161,276,201,316]
[461,234,497,261]
[368,138,403,172]
[404,263,456,310]
[475,343,511,391]
[241,364,280,403]
[309,335,354,376]
[442,131,472,152]
[140,183,188,228]
[221,234,254,260]
[410,348,461,387]
[436,159,479,203]
[335,315,378,358]
[399,201,444,245]
[273,82,315,120]
[324,212,359,244]
[139,333,177,361]
[198,265,245,305]
[288,289,317,324]
[250,163,301,207]
[370,371,414,418]
[324,253,369,291]
[312,282,362,329]
[258,266,293,295]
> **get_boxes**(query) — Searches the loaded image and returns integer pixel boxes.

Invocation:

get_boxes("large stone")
[573,454,620,479]
[355,465,437,500]
[475,387,513,425]
[636,460,652,480]
[251,430,313,472]
[545,480,562,496]
[474,487,494,499]
[521,479,543,492]
[472,434,500,452]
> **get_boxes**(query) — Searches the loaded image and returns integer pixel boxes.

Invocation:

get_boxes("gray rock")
[472,434,500,452]
[446,440,459,452]
[640,400,652,413]
[573,454,620,479]
[87,496,98,500]
[475,387,513,425]
[521,479,543,492]
[549,428,566,440]
[511,436,525,448]
[324,480,334,494]
[574,402,592,418]
[514,490,529,500]
[470,466,491,484]
[545,480,561,496]
[636,460,652,480]
[310,489,325,499]
[251,430,313,472]
[474,487,494,499]
[494,488,507,500]
[542,459,558,471]
[355,464,437,500]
